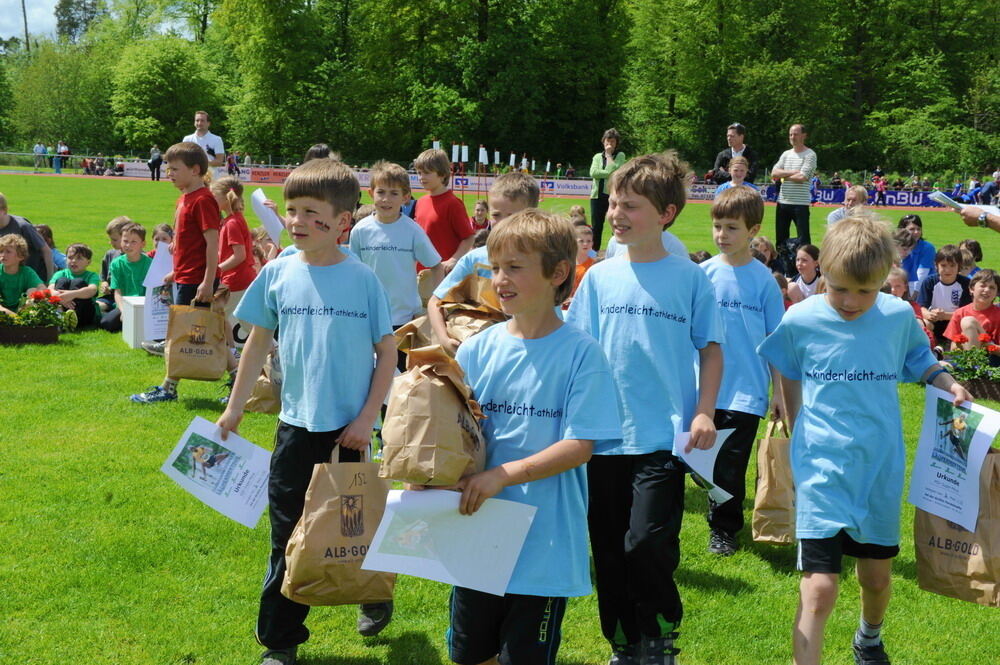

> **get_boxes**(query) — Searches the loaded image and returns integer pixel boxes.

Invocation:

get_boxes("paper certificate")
[251,188,284,246]
[143,283,172,341]
[362,489,536,596]
[161,416,271,528]
[674,428,735,504]
[143,241,172,288]
[908,386,1000,531]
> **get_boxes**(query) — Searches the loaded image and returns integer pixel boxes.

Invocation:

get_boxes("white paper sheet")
[362,489,536,596]
[907,386,999,531]
[143,283,173,341]
[143,241,172,288]
[251,188,285,246]
[674,428,735,503]
[161,416,271,528]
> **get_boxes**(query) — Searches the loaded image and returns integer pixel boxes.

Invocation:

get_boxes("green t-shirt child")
[49,268,101,318]
[109,253,152,298]
[1,265,42,310]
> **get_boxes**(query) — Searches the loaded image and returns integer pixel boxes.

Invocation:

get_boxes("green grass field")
[1,173,998,665]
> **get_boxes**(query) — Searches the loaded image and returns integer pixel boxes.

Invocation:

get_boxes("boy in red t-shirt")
[131,141,221,404]
[413,148,475,272]
[944,268,1000,352]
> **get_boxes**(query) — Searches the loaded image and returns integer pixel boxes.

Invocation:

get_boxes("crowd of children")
[7,140,994,665]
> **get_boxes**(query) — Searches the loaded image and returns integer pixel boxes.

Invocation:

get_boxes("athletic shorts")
[447,587,566,665]
[797,530,899,574]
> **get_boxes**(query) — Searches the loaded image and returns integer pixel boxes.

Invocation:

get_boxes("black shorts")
[174,282,216,307]
[447,587,566,665]
[797,530,899,573]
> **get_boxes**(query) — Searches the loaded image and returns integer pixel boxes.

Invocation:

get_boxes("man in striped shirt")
[772,124,817,246]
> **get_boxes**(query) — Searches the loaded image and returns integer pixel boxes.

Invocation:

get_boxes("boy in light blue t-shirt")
[217,159,397,665]
[700,187,784,556]
[445,209,621,665]
[566,152,723,665]
[757,214,972,665]
[427,172,539,354]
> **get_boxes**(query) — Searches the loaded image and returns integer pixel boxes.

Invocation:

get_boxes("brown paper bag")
[281,452,395,606]
[439,264,504,316]
[380,345,486,485]
[394,315,434,353]
[165,304,228,381]
[416,268,436,309]
[914,449,1000,607]
[245,347,282,414]
[752,419,796,544]
[441,306,501,342]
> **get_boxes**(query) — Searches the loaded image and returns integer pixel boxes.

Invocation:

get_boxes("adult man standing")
[32,141,46,173]
[0,193,53,282]
[712,123,759,185]
[771,124,817,246]
[182,110,225,178]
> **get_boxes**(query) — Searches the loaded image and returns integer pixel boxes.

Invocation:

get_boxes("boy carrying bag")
[165,303,228,381]
[282,448,395,606]
[752,418,796,544]
[380,345,486,486]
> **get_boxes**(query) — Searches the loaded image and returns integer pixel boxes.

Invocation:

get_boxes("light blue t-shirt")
[565,254,724,455]
[349,214,441,325]
[235,254,393,432]
[604,229,688,259]
[432,245,490,300]
[457,322,621,597]
[714,181,759,197]
[52,249,67,271]
[757,293,936,545]
[277,244,357,260]
[701,255,784,416]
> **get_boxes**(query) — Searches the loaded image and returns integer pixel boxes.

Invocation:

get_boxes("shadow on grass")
[682,484,710,514]
[182,397,228,412]
[749,541,797,574]
[306,631,443,665]
[676,567,756,594]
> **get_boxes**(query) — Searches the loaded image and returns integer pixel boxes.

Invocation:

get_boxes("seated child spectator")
[917,244,971,345]
[898,214,935,294]
[0,192,53,282]
[701,186,784,556]
[413,148,475,271]
[959,248,975,278]
[426,171,539,353]
[251,226,280,271]
[470,199,489,230]
[751,235,786,275]
[758,212,972,665]
[568,204,588,227]
[216,158,397,665]
[446,209,621,665]
[472,227,489,248]
[101,224,152,332]
[787,244,820,303]
[713,156,757,197]
[34,224,66,271]
[959,238,982,277]
[50,243,100,328]
[0,234,44,315]
[98,216,133,314]
[886,265,933,347]
[774,271,792,309]
[943,269,1000,354]
[689,250,712,263]
[148,223,174,257]
[826,185,869,225]
[563,224,595,308]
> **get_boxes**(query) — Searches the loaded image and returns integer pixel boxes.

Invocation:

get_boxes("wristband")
[925,366,950,385]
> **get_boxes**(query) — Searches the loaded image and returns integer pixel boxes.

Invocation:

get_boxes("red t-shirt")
[415,190,474,269]
[218,211,256,291]
[173,187,221,285]
[943,303,1000,343]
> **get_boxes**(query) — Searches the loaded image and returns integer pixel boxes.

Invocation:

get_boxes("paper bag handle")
[764,418,790,438]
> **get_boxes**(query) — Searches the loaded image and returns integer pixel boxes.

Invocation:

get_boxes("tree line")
[0,0,996,177]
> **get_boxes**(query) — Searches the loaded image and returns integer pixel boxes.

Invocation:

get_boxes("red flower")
[954,334,969,344]
[48,296,61,305]
[989,345,1000,354]
[979,333,992,343]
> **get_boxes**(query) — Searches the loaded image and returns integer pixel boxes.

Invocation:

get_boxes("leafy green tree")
[55,0,105,42]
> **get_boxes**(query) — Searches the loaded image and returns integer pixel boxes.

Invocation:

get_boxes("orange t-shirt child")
[943,303,1000,344]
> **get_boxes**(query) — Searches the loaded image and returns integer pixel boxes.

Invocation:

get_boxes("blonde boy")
[413,148,475,271]
[218,159,396,665]
[446,210,620,665]
[566,152,723,664]
[700,187,784,555]
[97,215,133,313]
[427,172,540,352]
[758,213,972,665]
[712,156,758,197]
[0,234,44,315]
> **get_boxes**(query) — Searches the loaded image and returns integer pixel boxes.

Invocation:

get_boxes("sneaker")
[62,309,78,331]
[141,340,166,356]
[129,385,177,404]
[708,528,738,556]
[608,643,640,665]
[641,633,680,665]
[357,601,393,636]
[259,647,296,665]
[853,641,891,665]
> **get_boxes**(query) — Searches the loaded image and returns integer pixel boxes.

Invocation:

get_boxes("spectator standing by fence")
[183,110,225,179]
[149,145,162,181]
[589,128,626,251]
[32,141,46,173]
[712,122,759,185]
[771,124,817,247]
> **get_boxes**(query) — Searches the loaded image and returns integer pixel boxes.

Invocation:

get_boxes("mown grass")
[1,173,997,665]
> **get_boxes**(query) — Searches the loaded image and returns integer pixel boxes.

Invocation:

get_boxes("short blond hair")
[370,161,410,193]
[489,171,540,208]
[710,186,763,229]
[0,192,7,211]
[820,212,895,284]
[486,209,575,305]
[414,149,451,185]
[0,233,28,260]
[610,151,692,218]
[106,216,133,237]
[283,158,359,215]
[728,156,749,170]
